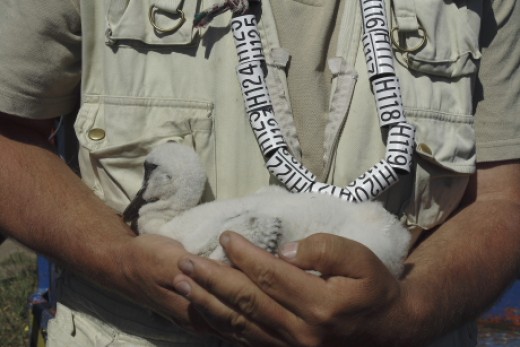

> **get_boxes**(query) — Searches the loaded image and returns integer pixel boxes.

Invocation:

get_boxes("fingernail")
[280,242,298,258]
[174,281,191,296]
[179,258,194,275]
[220,232,230,247]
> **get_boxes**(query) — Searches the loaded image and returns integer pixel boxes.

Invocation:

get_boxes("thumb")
[278,233,387,278]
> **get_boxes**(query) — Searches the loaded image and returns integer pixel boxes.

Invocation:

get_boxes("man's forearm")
[0,116,135,287]
[0,116,207,328]
[393,163,520,346]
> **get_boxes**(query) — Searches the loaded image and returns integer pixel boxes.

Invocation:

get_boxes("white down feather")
[124,142,411,277]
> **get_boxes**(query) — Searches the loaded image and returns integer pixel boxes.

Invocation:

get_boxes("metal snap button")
[88,128,106,141]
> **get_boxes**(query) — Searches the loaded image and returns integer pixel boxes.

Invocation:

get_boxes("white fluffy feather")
[125,142,411,277]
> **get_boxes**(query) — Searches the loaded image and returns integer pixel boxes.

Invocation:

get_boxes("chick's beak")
[122,186,147,234]
[123,162,159,234]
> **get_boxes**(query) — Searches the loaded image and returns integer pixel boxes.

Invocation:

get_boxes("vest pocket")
[388,0,480,228]
[74,95,215,213]
[403,110,475,230]
[391,0,482,77]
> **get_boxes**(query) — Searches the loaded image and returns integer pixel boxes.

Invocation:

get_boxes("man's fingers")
[220,231,399,319]
[175,232,401,346]
[279,232,389,279]
[219,231,329,292]
[216,232,371,324]
[173,258,301,346]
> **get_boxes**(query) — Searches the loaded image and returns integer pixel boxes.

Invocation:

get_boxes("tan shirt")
[0,0,513,229]
[1,0,519,164]
[0,0,81,118]
[474,0,520,162]
[2,1,518,163]
[270,0,520,167]
[270,0,343,176]
[0,1,516,346]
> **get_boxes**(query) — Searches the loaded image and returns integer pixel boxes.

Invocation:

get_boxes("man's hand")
[114,233,214,333]
[172,160,520,347]
[172,232,406,347]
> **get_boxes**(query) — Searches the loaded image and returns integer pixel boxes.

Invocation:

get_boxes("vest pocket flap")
[408,109,476,174]
[106,0,200,46]
[74,95,214,212]
[392,0,481,77]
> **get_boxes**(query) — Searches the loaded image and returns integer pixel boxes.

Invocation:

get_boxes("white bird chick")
[123,142,411,277]
[123,141,207,234]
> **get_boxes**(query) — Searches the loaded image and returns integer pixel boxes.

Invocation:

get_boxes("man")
[0,0,519,346]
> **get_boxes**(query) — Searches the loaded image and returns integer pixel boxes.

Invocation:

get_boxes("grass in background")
[0,252,37,347]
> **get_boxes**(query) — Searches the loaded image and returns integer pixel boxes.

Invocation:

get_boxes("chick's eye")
[153,173,173,185]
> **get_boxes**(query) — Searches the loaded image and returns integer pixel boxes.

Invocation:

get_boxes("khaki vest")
[64,1,482,345]
[76,0,480,239]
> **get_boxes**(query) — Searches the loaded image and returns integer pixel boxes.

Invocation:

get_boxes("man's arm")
[171,160,520,346]
[0,113,210,332]
[392,160,520,342]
